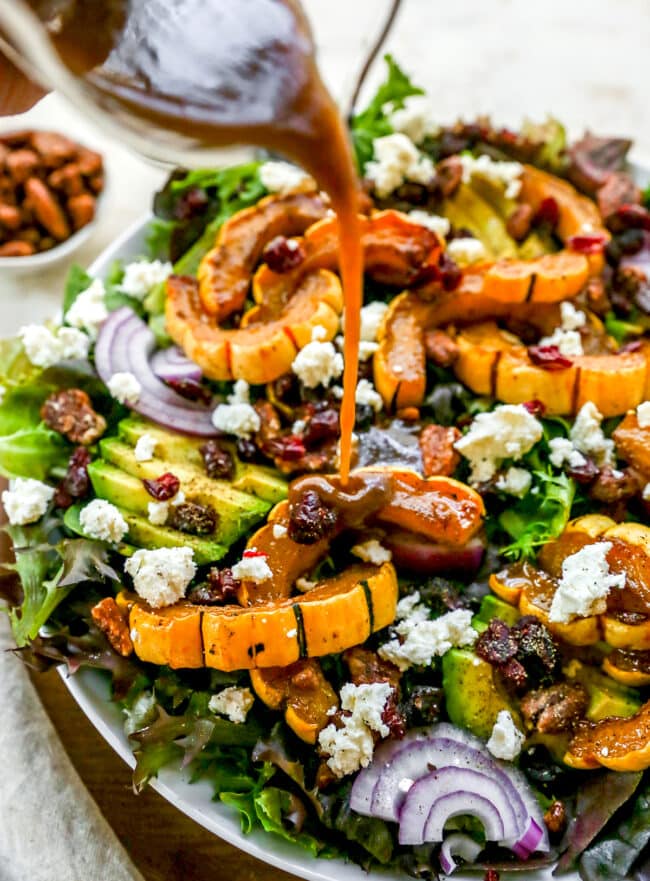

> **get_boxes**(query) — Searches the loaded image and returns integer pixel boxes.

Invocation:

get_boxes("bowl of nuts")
[0,129,105,273]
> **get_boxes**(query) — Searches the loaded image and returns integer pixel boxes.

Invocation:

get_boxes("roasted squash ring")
[197,190,328,320]
[613,411,650,479]
[122,561,398,672]
[166,268,343,384]
[564,700,650,770]
[452,322,649,417]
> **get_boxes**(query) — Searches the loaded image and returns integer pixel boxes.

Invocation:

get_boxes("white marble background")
[1,0,649,330]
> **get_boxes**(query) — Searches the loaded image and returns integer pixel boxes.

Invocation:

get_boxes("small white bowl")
[0,130,107,276]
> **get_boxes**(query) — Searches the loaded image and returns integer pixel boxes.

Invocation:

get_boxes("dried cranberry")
[169,501,217,535]
[263,235,306,273]
[302,409,339,447]
[381,690,406,739]
[500,657,529,691]
[54,447,92,508]
[484,869,500,881]
[400,686,443,728]
[512,616,561,687]
[527,345,573,370]
[607,203,650,233]
[534,196,559,228]
[616,228,646,256]
[566,457,600,484]
[143,472,181,500]
[288,489,339,544]
[174,186,208,220]
[200,439,235,480]
[523,399,546,417]
[567,233,608,254]
[619,339,643,354]
[544,800,567,836]
[439,252,462,291]
[267,435,307,461]
[272,373,300,405]
[189,567,240,605]
[476,619,518,666]
[165,378,213,404]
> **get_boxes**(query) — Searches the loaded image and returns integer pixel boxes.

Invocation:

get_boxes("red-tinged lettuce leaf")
[56,538,119,587]
[579,779,650,881]
[555,771,643,874]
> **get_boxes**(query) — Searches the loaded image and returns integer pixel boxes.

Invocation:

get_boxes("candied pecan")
[584,276,609,315]
[142,472,180,500]
[589,466,640,504]
[165,377,213,404]
[48,162,84,196]
[31,131,77,167]
[263,235,306,273]
[476,619,518,666]
[254,399,282,448]
[274,439,338,476]
[288,488,339,544]
[500,657,528,691]
[0,202,21,230]
[200,439,235,480]
[506,203,533,242]
[543,800,567,836]
[597,172,641,220]
[418,424,461,477]
[568,134,632,195]
[528,344,573,370]
[24,177,70,240]
[382,689,406,739]
[0,240,34,257]
[512,616,561,687]
[189,568,240,605]
[520,682,589,734]
[424,329,460,367]
[5,148,39,183]
[344,646,401,688]
[67,193,96,230]
[91,597,133,657]
[169,501,217,535]
[75,146,103,177]
[436,156,463,198]
[522,399,546,417]
[41,389,107,445]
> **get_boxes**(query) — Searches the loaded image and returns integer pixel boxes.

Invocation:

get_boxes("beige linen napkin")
[0,616,144,881]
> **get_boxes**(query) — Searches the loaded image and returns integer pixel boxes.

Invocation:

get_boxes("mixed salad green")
[2,58,650,879]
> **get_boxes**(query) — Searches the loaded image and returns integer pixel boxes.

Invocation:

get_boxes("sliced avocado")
[64,502,226,565]
[565,659,642,722]
[518,231,552,260]
[442,648,519,739]
[474,594,520,628]
[118,417,287,504]
[99,438,270,535]
[442,183,519,259]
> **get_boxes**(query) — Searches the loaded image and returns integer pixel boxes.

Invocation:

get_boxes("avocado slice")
[442,648,519,739]
[64,502,226,565]
[473,594,520,628]
[99,438,270,535]
[118,417,287,504]
[442,183,519,259]
[565,659,642,722]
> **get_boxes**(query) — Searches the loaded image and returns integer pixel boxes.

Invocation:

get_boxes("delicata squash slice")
[564,699,650,771]
[490,516,650,658]
[122,561,398,672]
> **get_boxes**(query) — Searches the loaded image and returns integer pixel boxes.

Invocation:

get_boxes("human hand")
[0,50,46,115]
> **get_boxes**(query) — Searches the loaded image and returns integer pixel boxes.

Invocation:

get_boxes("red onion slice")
[95,306,219,436]
[349,730,428,816]
[439,833,483,875]
[151,346,203,383]
[383,532,485,575]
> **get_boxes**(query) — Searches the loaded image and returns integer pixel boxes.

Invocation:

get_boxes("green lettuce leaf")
[350,54,424,170]
[62,264,92,313]
[499,468,575,560]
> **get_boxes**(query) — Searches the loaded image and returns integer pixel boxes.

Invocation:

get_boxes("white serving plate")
[60,155,650,881]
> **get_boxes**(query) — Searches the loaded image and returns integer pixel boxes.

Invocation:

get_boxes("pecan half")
[91,597,133,657]
[41,388,107,445]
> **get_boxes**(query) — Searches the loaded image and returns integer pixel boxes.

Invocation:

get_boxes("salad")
[2,57,650,879]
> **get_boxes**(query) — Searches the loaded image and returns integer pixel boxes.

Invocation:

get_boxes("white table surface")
[1,0,649,332]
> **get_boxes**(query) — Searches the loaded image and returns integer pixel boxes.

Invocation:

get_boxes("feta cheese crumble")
[355,378,383,413]
[495,466,532,498]
[79,499,128,543]
[365,133,434,198]
[446,237,488,266]
[291,336,343,389]
[259,161,314,195]
[19,323,90,368]
[548,437,588,470]
[549,541,626,623]
[125,547,196,608]
[212,381,260,438]
[454,404,543,484]
[147,501,169,526]
[637,401,650,428]
[360,301,389,343]
[560,301,587,331]
[459,154,523,200]
[351,539,392,565]
[379,603,477,672]
[64,278,108,339]
[120,260,172,300]
[231,550,272,583]
[209,686,255,724]
[408,210,451,240]
[487,711,525,761]
[538,327,584,357]
[2,478,54,525]
[570,402,615,467]
[107,371,141,405]
[386,95,438,144]
[134,433,158,462]
[318,682,392,778]
[272,523,288,539]
[643,483,650,502]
